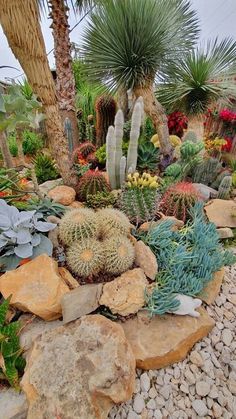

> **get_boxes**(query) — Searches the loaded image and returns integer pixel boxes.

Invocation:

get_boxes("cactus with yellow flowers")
[120,172,159,225]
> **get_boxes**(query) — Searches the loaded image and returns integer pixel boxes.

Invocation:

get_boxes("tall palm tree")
[82,0,199,155]
[157,38,236,139]
[0,0,77,186]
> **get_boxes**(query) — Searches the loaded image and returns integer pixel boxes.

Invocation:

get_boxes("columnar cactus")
[193,157,222,185]
[217,176,232,199]
[95,95,117,147]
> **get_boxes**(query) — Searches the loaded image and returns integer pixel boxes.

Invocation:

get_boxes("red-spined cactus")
[95,95,117,147]
[159,182,200,223]
[72,141,96,164]
[76,169,111,201]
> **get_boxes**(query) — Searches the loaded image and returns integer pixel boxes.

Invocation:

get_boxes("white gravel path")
[109,259,236,419]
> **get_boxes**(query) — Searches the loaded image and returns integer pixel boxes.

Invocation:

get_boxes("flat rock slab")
[198,269,224,304]
[61,283,103,323]
[0,388,27,419]
[205,199,236,227]
[120,308,214,370]
[21,314,136,419]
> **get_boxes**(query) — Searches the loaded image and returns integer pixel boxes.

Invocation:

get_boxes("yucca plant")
[157,38,236,138]
[0,296,26,389]
[82,0,199,154]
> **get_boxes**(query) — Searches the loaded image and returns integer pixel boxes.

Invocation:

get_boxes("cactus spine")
[217,176,232,199]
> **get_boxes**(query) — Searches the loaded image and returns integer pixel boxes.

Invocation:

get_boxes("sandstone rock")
[119,308,214,370]
[61,283,103,324]
[21,315,136,419]
[198,269,224,304]
[134,241,158,280]
[48,185,76,206]
[204,199,236,227]
[193,183,218,201]
[99,268,148,316]
[0,388,27,419]
[69,200,84,208]
[0,255,69,321]
[217,227,234,239]
[58,266,79,289]
[39,178,63,196]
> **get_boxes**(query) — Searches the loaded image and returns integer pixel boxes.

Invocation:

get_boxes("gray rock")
[140,372,150,393]
[217,227,234,239]
[133,394,145,414]
[196,381,211,396]
[222,329,233,346]
[193,183,218,201]
[192,399,208,417]
[0,389,27,419]
[61,283,103,324]
[39,178,63,196]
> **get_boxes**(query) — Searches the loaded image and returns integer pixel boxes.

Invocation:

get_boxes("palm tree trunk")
[133,84,172,155]
[0,131,13,168]
[48,0,79,149]
[185,115,205,140]
[0,0,77,187]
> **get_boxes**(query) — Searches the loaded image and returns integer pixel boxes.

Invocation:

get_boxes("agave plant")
[137,142,160,171]
[0,199,56,271]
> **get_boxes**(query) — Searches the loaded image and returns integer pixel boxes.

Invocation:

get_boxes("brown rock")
[120,308,214,370]
[21,315,136,419]
[198,269,224,305]
[99,268,148,316]
[0,255,69,321]
[48,185,76,206]
[58,267,79,289]
[134,241,158,280]
[69,200,85,208]
[61,283,103,324]
[204,199,236,227]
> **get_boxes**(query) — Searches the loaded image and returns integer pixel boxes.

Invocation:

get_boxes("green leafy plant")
[137,142,160,171]
[86,191,116,209]
[22,130,43,155]
[76,169,111,201]
[144,203,236,315]
[7,134,18,157]
[0,296,26,389]
[33,153,59,184]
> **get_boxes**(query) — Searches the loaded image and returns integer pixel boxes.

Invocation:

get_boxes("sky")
[0,0,236,82]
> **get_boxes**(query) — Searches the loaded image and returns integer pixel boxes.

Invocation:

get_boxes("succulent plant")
[159,182,200,223]
[66,238,104,278]
[164,140,203,180]
[76,169,111,201]
[104,235,135,275]
[121,186,158,225]
[126,172,159,188]
[59,208,98,246]
[217,176,232,199]
[137,142,160,171]
[95,95,117,147]
[86,191,116,209]
[73,141,96,162]
[0,199,55,271]
[180,140,204,160]
[33,153,59,184]
[192,157,222,185]
[26,198,66,218]
[211,169,231,189]
[183,130,198,143]
[97,208,131,239]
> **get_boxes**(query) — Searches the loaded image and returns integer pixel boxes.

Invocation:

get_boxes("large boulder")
[120,308,214,370]
[21,315,136,419]
[204,199,236,227]
[48,185,76,206]
[134,240,158,280]
[39,178,63,196]
[0,255,69,321]
[193,183,218,201]
[99,268,148,316]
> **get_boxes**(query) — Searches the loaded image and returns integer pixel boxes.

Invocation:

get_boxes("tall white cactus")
[120,155,126,186]
[126,101,142,174]
[106,126,116,189]
[114,109,124,187]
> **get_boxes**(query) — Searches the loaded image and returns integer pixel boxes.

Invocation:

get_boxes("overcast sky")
[0,0,236,82]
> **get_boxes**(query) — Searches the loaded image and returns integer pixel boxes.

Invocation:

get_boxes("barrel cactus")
[76,170,111,201]
[66,238,104,278]
[97,208,131,239]
[104,235,135,275]
[59,208,98,245]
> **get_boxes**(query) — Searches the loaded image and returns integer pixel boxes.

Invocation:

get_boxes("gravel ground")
[109,257,236,419]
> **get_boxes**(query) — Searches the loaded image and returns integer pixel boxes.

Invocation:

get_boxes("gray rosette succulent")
[0,199,56,271]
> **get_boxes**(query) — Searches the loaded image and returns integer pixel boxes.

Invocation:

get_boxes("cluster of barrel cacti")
[59,208,135,279]
[76,169,111,201]
[106,97,144,189]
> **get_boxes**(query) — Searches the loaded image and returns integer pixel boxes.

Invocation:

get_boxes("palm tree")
[82,0,199,155]
[157,38,236,139]
[0,0,77,186]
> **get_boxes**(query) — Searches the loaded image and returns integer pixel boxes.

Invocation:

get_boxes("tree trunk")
[0,131,13,168]
[133,84,172,155]
[49,0,79,149]
[185,115,205,140]
[0,0,77,187]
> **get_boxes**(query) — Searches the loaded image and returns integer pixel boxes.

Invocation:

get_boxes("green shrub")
[22,130,43,155]
[8,134,18,157]
[34,153,59,184]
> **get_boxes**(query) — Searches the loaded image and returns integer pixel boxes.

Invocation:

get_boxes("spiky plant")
[66,238,105,278]
[86,191,116,209]
[137,142,160,171]
[95,95,117,147]
[0,296,26,389]
[104,235,135,275]
[159,182,200,223]
[76,169,111,201]
[82,0,199,154]
[97,208,131,239]
[59,208,98,245]
[72,141,96,164]
[121,187,158,225]
[217,176,232,200]
[183,130,198,143]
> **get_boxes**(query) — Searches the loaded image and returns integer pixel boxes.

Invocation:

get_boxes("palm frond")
[82,0,199,92]
[157,38,236,115]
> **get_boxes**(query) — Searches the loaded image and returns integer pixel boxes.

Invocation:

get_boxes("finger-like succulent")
[66,238,104,278]
[0,199,56,271]
[59,208,98,246]
[97,208,131,239]
[104,235,135,275]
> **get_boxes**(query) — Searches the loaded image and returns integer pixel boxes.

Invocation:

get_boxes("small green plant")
[27,198,66,218]
[137,142,160,171]
[7,134,18,157]
[159,182,200,223]
[22,130,43,155]
[76,169,111,201]
[33,153,59,184]
[86,191,116,209]
[0,296,26,389]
